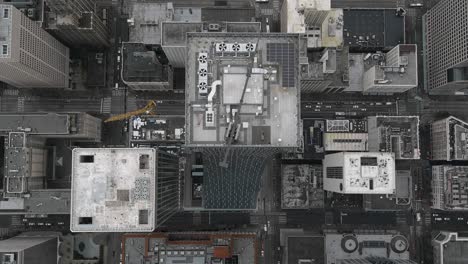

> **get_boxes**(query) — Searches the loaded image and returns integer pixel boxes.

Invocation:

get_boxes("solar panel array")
[267,43,296,88]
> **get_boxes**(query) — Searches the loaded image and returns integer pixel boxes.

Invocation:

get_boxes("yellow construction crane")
[104,100,157,123]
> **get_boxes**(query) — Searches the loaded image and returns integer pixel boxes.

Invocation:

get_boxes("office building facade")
[431,116,468,161]
[0,4,70,88]
[45,0,110,47]
[423,0,468,94]
[0,233,58,264]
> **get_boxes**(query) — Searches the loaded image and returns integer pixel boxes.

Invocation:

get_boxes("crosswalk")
[250,214,262,225]
[101,97,112,114]
[278,213,287,225]
[127,96,137,112]
[11,215,22,226]
[424,212,431,226]
[396,211,407,225]
[3,89,18,96]
[17,97,24,112]
[272,0,280,10]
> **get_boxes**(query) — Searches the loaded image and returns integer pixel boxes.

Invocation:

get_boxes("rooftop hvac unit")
[399,56,409,66]
[205,110,215,127]
[232,43,241,52]
[198,53,208,64]
[240,42,256,52]
[198,81,208,95]
[216,42,229,52]
[215,42,256,53]
[198,68,208,77]
[208,23,220,31]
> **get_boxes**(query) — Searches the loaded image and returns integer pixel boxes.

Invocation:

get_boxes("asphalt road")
[302,100,397,118]
[21,97,103,113]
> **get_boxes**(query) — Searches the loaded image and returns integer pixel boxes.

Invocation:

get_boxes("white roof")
[343,152,395,193]
[324,152,395,194]
[70,148,156,232]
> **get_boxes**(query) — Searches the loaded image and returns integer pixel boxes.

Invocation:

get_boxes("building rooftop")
[323,119,368,151]
[301,47,350,92]
[432,165,468,210]
[281,0,343,48]
[128,2,171,44]
[201,7,255,22]
[433,232,468,264]
[323,152,396,194]
[451,117,468,160]
[0,189,70,214]
[122,232,257,264]
[281,164,324,209]
[0,113,69,135]
[0,233,58,264]
[161,22,203,46]
[343,9,405,50]
[368,116,420,159]
[129,115,185,146]
[0,113,101,141]
[280,229,324,264]
[363,170,412,211]
[348,45,418,93]
[325,232,410,264]
[121,42,171,85]
[0,5,12,60]
[70,148,156,232]
[185,33,301,147]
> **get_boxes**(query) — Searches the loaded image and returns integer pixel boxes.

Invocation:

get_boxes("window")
[79,155,94,163]
[361,157,378,166]
[327,167,343,179]
[3,8,9,19]
[78,217,93,225]
[2,45,7,55]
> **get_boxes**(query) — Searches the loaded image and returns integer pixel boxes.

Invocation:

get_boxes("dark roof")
[201,7,255,22]
[288,236,324,264]
[343,9,404,50]
[122,43,169,82]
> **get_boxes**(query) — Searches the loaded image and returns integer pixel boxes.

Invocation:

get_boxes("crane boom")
[104,100,157,123]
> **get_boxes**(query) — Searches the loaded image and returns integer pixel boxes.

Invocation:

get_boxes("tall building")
[122,232,258,264]
[423,0,468,94]
[185,33,302,209]
[121,42,173,91]
[367,116,420,159]
[280,0,343,48]
[325,232,415,264]
[433,232,468,264]
[3,132,47,198]
[70,148,179,232]
[431,116,468,161]
[432,165,468,211]
[0,233,59,264]
[0,113,101,201]
[0,4,70,88]
[362,45,418,94]
[323,119,368,152]
[323,152,396,194]
[45,0,110,47]
[0,113,102,141]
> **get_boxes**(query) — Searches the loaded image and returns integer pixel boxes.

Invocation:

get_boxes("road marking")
[17,97,24,112]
